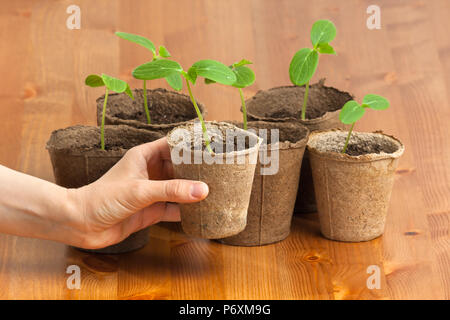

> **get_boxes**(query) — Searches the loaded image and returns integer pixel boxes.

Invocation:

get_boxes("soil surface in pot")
[248,121,308,143]
[230,120,308,145]
[246,79,353,120]
[309,131,400,157]
[48,125,163,152]
[97,88,202,125]
[172,121,255,153]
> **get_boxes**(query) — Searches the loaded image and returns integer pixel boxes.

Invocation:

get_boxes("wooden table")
[0,0,448,300]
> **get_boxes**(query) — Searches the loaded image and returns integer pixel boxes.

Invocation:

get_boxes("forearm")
[0,165,82,245]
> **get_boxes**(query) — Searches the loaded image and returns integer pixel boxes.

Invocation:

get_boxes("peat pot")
[245,79,353,213]
[167,121,262,239]
[97,88,206,134]
[307,130,405,242]
[219,121,309,246]
[46,124,164,253]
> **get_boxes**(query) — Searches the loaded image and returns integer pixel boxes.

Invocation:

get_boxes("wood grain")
[0,0,448,299]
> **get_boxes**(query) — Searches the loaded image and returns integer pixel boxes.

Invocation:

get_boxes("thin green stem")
[185,78,212,153]
[143,80,151,124]
[342,122,355,154]
[101,88,109,150]
[301,81,310,120]
[239,88,248,130]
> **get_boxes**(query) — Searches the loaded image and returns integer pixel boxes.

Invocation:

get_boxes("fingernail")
[190,182,208,199]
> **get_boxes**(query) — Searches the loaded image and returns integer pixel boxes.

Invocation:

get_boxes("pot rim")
[306,129,405,163]
[167,121,262,157]
[244,79,354,125]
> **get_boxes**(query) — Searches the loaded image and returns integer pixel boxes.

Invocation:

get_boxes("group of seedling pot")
[46,20,404,253]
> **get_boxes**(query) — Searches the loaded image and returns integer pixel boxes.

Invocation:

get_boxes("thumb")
[135,179,209,205]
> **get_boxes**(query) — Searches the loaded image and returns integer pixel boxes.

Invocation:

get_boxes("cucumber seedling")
[133,58,236,152]
[85,73,134,150]
[115,32,182,124]
[289,19,337,120]
[339,94,390,154]
[205,59,255,130]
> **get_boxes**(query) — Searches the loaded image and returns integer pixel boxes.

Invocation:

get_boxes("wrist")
[36,185,88,247]
[57,187,88,246]
[0,165,87,246]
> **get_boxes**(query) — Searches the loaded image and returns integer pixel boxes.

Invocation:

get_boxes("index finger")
[137,137,172,162]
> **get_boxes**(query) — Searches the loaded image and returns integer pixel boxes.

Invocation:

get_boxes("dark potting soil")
[344,141,388,156]
[246,121,309,145]
[98,88,200,124]
[169,122,258,153]
[47,125,163,152]
[246,79,353,120]
[309,131,401,156]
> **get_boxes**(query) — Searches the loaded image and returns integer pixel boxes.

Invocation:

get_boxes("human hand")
[67,137,208,249]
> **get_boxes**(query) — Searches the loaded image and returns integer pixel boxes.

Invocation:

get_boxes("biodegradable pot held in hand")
[167,121,262,239]
[307,130,404,242]
[219,121,309,246]
[96,88,206,134]
[46,124,164,253]
[245,79,353,213]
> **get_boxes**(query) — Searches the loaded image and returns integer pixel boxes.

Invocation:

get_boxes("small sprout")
[85,74,134,150]
[203,59,255,130]
[133,59,237,153]
[339,94,390,154]
[230,60,255,130]
[289,20,337,120]
[116,32,182,124]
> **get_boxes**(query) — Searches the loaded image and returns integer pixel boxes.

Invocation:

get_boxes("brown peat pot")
[96,88,206,134]
[167,121,262,239]
[219,121,309,246]
[245,79,353,213]
[46,125,164,253]
[307,130,404,242]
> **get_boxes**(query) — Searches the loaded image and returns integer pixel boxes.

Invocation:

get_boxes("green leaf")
[317,43,336,55]
[339,101,366,124]
[187,67,198,84]
[362,94,390,110]
[191,59,236,85]
[115,32,156,54]
[232,59,253,68]
[289,48,319,86]
[232,66,255,88]
[159,45,171,58]
[165,72,182,91]
[85,74,104,87]
[204,78,216,84]
[311,20,337,47]
[124,84,134,100]
[132,59,183,80]
[101,74,128,93]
